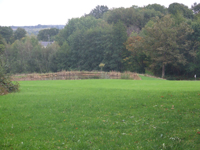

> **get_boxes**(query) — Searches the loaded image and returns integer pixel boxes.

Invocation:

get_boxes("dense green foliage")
[129,15,194,78]
[0,27,27,43]
[87,5,109,19]
[192,2,200,14]
[0,35,5,55]
[0,66,19,95]
[1,80,200,149]
[0,2,200,79]
[168,3,194,19]
[37,28,59,41]
[0,26,14,43]
[14,28,27,40]
[145,4,167,15]
[103,6,163,31]
[0,35,19,95]
[4,36,59,73]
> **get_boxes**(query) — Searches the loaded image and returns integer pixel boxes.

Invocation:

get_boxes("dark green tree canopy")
[88,5,109,19]
[189,20,200,41]
[0,34,19,94]
[14,28,27,40]
[141,15,193,78]
[168,3,193,19]
[0,26,13,43]
[37,28,59,41]
[60,16,106,43]
[0,35,5,55]
[192,2,200,14]
[145,4,167,14]
[103,7,163,30]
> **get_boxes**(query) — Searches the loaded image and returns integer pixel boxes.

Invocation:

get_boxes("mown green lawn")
[0,79,200,149]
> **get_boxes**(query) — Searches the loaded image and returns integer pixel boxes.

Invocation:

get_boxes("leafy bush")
[0,35,19,95]
[0,66,19,95]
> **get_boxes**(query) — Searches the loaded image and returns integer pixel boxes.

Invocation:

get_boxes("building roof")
[39,41,54,48]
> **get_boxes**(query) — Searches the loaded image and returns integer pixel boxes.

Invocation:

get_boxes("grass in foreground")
[0,79,200,149]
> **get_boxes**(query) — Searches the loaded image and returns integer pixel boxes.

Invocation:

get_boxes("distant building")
[39,41,54,48]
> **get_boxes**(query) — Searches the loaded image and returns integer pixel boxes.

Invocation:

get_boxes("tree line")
[0,2,200,79]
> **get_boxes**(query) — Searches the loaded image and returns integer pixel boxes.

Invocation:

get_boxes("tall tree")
[103,21,128,71]
[0,35,5,55]
[168,3,193,19]
[37,28,59,41]
[14,28,26,40]
[57,16,104,44]
[51,41,71,71]
[145,4,167,15]
[191,2,200,14]
[0,26,14,43]
[103,7,163,30]
[125,34,147,73]
[142,15,193,78]
[186,19,200,76]
[88,5,109,19]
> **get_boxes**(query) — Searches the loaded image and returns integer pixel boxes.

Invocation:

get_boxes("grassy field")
[0,79,200,149]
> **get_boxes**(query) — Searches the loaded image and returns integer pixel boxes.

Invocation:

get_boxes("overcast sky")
[0,0,197,26]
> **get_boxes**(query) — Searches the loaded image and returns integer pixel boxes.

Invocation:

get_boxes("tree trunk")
[162,64,165,78]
